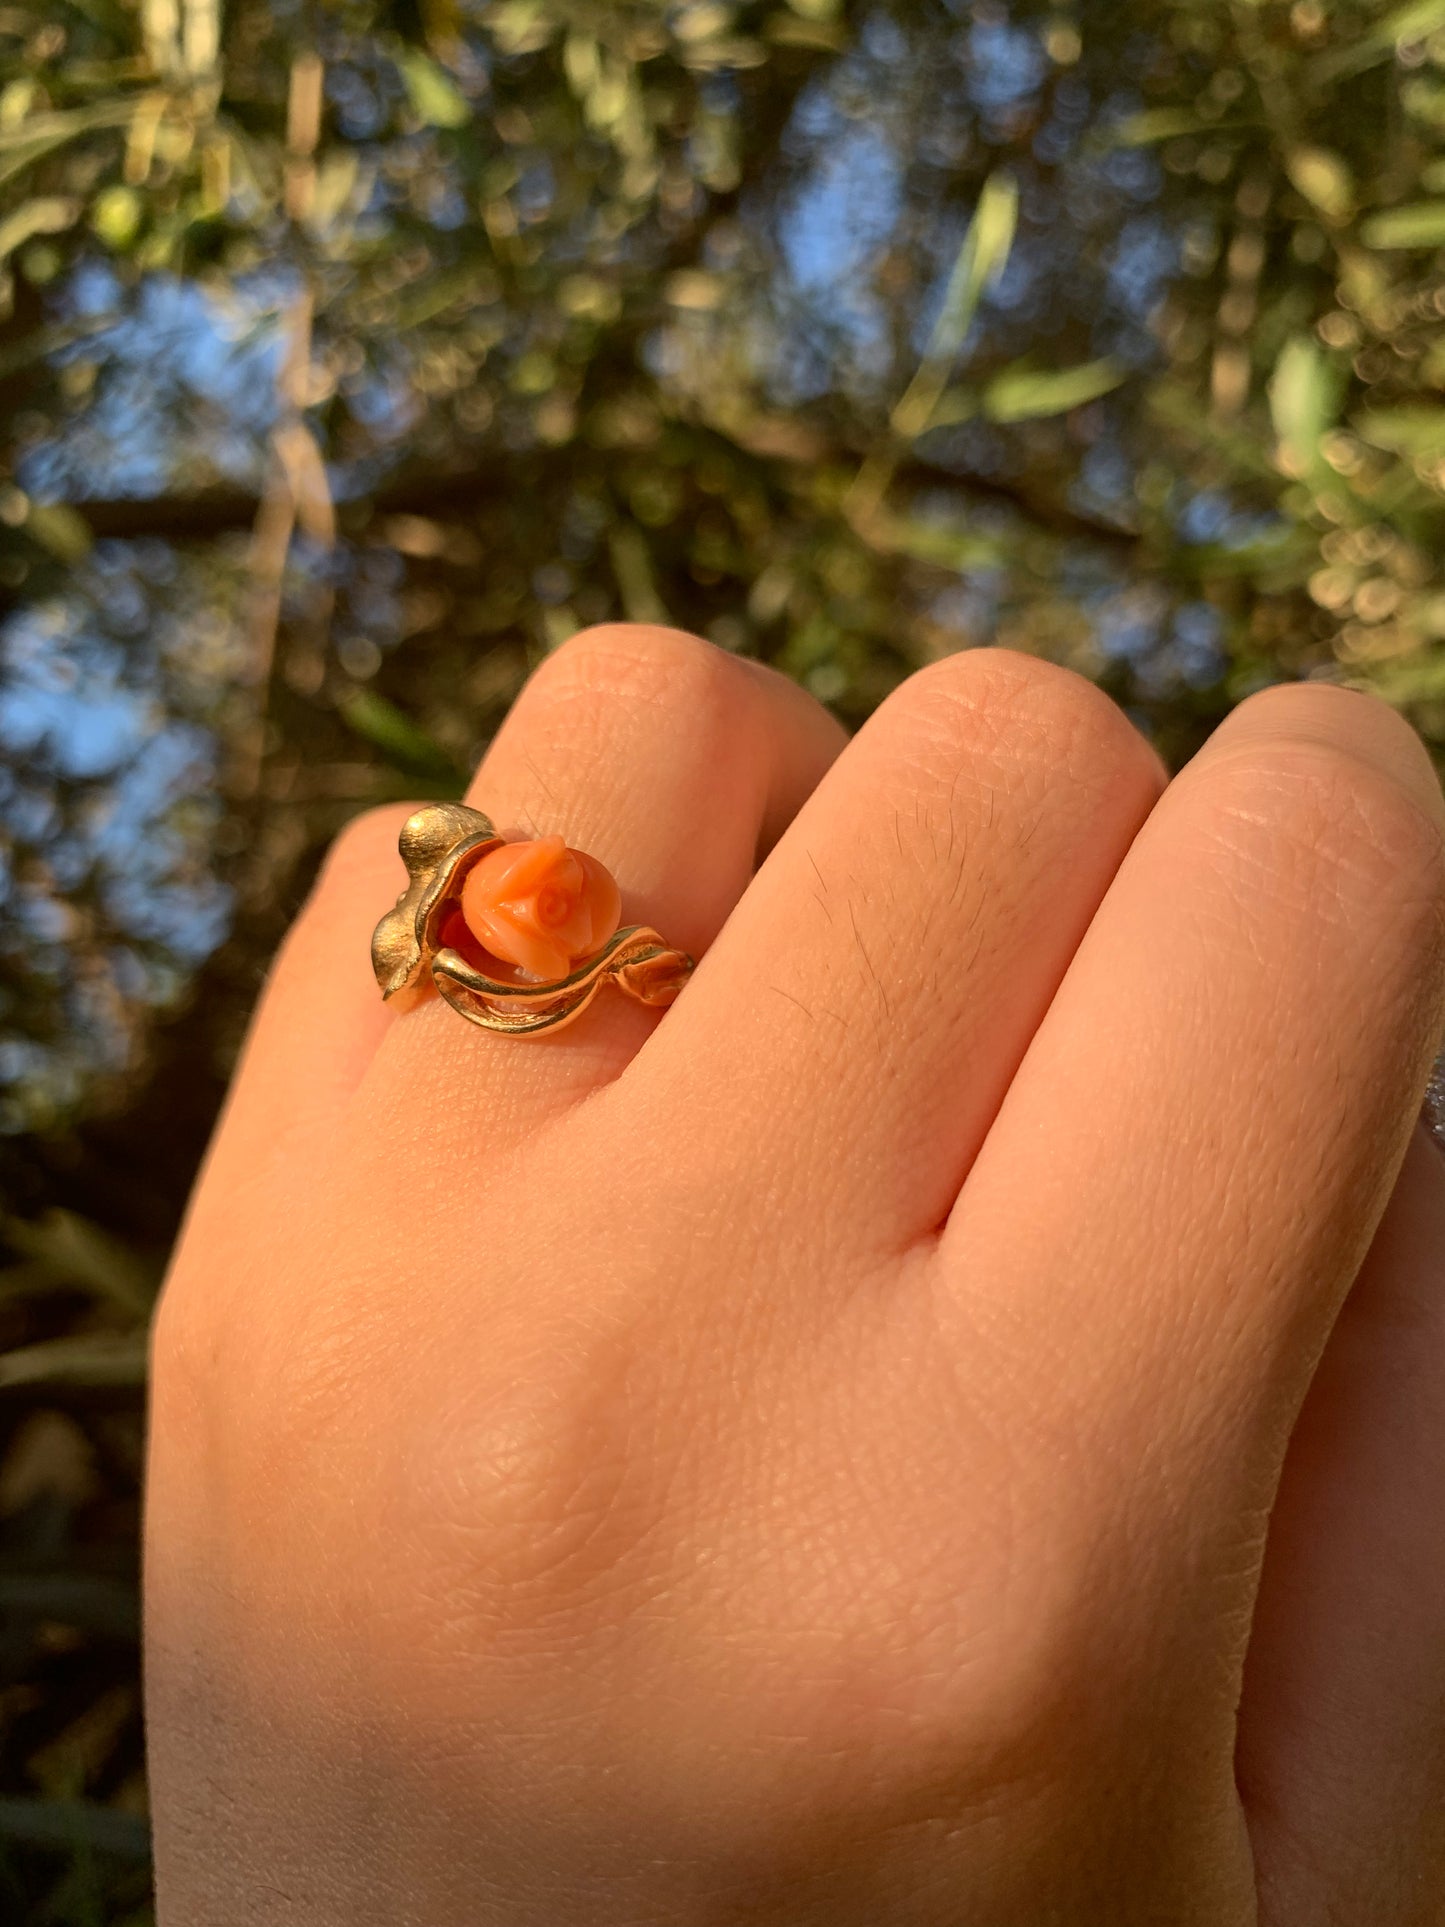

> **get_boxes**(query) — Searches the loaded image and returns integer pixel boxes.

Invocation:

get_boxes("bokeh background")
[4,0,1445,1915]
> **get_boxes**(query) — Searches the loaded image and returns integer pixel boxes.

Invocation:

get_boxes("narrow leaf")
[868,513,1005,571]
[0,1799,150,1863]
[5,1211,157,1316]
[608,524,668,625]
[0,99,142,154]
[928,388,979,429]
[337,689,462,778]
[891,172,1018,440]
[1355,406,1445,454]
[1362,202,1445,249]
[969,172,1021,295]
[984,359,1125,423]
[0,1332,148,1391]
[1315,0,1445,78]
[1111,106,1211,146]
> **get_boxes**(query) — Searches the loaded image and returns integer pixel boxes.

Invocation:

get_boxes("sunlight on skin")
[146,628,1445,1926]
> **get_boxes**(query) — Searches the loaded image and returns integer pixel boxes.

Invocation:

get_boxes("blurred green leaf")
[665,269,726,310]
[0,99,143,187]
[1285,146,1354,221]
[967,172,1020,298]
[1111,106,1212,145]
[25,502,94,562]
[5,1212,157,1317]
[868,512,1006,570]
[765,10,847,50]
[891,171,1017,441]
[608,524,668,624]
[0,197,80,262]
[394,263,500,330]
[486,0,557,56]
[0,1801,150,1864]
[0,1262,61,1305]
[1355,406,1445,454]
[1351,649,1445,702]
[308,150,363,229]
[0,78,35,127]
[927,388,979,429]
[90,183,142,248]
[0,1332,148,1391]
[396,50,471,129]
[1315,0,1445,79]
[0,100,142,155]
[1269,336,1339,474]
[336,688,463,780]
[1361,201,1445,248]
[983,359,1125,423]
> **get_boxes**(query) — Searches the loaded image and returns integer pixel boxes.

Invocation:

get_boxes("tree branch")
[66,444,1140,554]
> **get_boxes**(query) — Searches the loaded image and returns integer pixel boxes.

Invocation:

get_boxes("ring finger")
[358,623,847,1142]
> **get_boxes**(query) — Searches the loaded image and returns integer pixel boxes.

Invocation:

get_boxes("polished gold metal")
[371,804,694,1037]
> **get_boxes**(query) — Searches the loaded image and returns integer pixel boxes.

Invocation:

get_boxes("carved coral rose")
[372,804,692,1034]
[460,834,622,982]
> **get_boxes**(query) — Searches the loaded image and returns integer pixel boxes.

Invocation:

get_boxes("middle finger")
[627,648,1166,1253]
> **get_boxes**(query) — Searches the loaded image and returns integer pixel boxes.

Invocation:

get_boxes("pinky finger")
[1238,1122,1445,1923]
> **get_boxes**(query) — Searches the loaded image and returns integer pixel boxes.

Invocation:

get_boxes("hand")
[144,628,1445,1924]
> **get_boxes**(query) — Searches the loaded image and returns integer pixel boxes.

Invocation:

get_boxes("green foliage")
[0,1206,152,1918]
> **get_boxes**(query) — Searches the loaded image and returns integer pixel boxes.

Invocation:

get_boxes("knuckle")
[1227,677,1405,749]
[1200,736,1445,929]
[875,648,1163,803]
[1202,736,1441,901]
[528,623,747,722]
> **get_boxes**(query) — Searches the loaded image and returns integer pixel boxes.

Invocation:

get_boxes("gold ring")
[371,805,695,1037]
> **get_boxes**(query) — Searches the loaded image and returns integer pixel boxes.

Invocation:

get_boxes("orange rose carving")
[460,834,622,982]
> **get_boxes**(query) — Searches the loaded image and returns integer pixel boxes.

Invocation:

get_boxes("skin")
[144,626,1445,1925]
